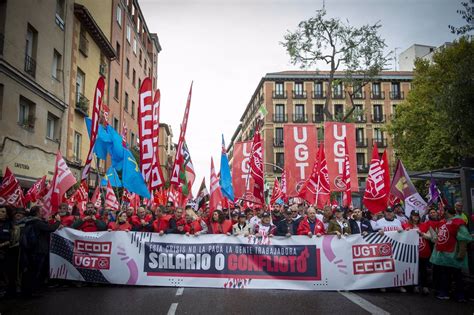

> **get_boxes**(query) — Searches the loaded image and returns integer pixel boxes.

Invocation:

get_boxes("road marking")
[167,303,178,315]
[176,288,184,296]
[339,291,390,315]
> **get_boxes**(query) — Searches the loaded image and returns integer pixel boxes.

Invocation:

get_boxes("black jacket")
[24,217,60,255]
[276,218,301,236]
[349,218,374,235]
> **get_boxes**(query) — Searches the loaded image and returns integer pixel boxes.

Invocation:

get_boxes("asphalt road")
[1,285,473,315]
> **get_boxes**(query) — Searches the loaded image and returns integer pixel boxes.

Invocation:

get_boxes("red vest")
[184,219,203,235]
[108,221,132,231]
[78,219,99,232]
[402,222,431,258]
[209,220,232,234]
[297,217,326,235]
[435,217,465,253]
[152,215,172,232]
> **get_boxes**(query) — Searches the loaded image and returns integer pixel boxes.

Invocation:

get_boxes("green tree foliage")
[281,9,390,120]
[387,37,474,170]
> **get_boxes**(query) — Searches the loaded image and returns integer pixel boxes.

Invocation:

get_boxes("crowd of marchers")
[0,199,473,301]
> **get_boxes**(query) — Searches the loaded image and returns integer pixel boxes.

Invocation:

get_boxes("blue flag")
[108,125,126,171]
[101,166,122,187]
[122,149,150,198]
[85,118,112,160]
[219,134,234,202]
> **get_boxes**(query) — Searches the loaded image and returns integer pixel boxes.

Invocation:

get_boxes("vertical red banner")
[283,124,317,197]
[324,122,359,192]
[138,78,153,185]
[231,141,256,203]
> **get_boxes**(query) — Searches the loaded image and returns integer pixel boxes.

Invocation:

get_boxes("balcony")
[292,91,307,99]
[292,114,308,123]
[356,138,368,148]
[357,164,369,173]
[24,54,36,77]
[75,92,90,115]
[354,114,367,123]
[312,91,326,99]
[332,92,345,99]
[373,138,388,148]
[272,91,287,99]
[372,114,386,123]
[389,91,404,100]
[273,114,288,123]
[79,34,89,56]
[273,139,284,147]
[0,33,4,55]
[313,114,324,123]
[370,91,385,100]
[353,91,366,99]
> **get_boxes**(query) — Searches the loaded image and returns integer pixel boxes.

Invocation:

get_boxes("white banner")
[50,229,418,290]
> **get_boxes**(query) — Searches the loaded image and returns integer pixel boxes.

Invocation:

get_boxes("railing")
[272,91,287,99]
[292,114,308,123]
[356,138,368,148]
[292,91,307,99]
[354,114,367,123]
[370,91,385,100]
[312,91,326,99]
[313,114,324,123]
[273,166,283,173]
[24,54,36,77]
[357,164,369,173]
[389,91,404,100]
[332,92,345,99]
[272,114,288,123]
[373,138,388,148]
[79,34,89,56]
[273,139,284,147]
[371,114,386,123]
[75,92,90,115]
[353,91,366,99]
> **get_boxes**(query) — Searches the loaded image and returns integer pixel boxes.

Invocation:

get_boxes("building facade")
[229,71,413,203]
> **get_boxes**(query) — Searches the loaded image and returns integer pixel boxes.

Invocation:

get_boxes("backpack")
[20,221,39,251]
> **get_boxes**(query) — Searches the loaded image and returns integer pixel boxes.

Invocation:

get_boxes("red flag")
[121,121,128,148]
[381,149,391,202]
[363,143,388,214]
[341,138,352,208]
[71,180,88,215]
[24,175,47,203]
[43,151,77,217]
[170,82,193,186]
[209,157,224,212]
[0,167,25,208]
[298,143,331,209]
[105,181,119,211]
[138,78,154,185]
[249,124,264,204]
[90,185,101,209]
[150,89,165,190]
[82,77,105,180]
[280,168,288,202]
[270,178,283,205]
[167,186,180,208]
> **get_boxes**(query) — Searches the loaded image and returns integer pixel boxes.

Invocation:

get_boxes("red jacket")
[435,218,465,253]
[184,219,203,235]
[402,222,432,258]
[209,220,232,234]
[49,215,74,227]
[131,214,153,231]
[152,215,172,233]
[297,217,325,235]
[108,221,132,231]
[73,219,106,232]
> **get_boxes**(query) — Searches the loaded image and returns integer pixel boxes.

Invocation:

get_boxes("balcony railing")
[273,166,284,173]
[373,138,388,148]
[313,114,325,123]
[273,139,284,147]
[389,91,404,100]
[272,91,287,99]
[292,114,308,123]
[371,114,386,123]
[353,91,366,99]
[0,33,4,55]
[356,138,368,148]
[292,91,307,99]
[332,92,345,99]
[357,164,369,173]
[354,114,367,123]
[273,114,288,123]
[75,92,90,115]
[312,91,326,99]
[79,34,89,56]
[24,54,36,77]
[370,91,385,100]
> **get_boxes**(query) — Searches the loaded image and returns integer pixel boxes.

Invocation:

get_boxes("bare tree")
[449,1,473,35]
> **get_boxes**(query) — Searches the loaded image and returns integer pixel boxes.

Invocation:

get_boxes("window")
[124,92,129,112]
[275,128,284,146]
[133,38,137,55]
[372,82,381,96]
[131,100,135,118]
[125,58,130,77]
[334,104,343,118]
[354,104,364,121]
[139,49,142,65]
[391,82,401,99]
[131,132,136,148]
[294,82,303,95]
[314,104,324,122]
[113,117,119,130]
[275,152,284,169]
[132,69,136,85]
[116,5,122,27]
[144,59,147,74]
[314,82,323,97]
[73,132,82,161]
[137,17,141,33]
[114,80,119,100]
[356,153,365,169]
[373,104,383,122]
[274,104,285,122]
[356,128,364,145]
[116,42,120,62]
[392,104,397,118]
[333,82,343,97]
[46,113,59,140]
[55,0,65,30]
[138,78,141,90]
[374,128,383,142]
[275,82,284,95]
[126,24,131,43]
[294,104,305,121]
[52,50,62,80]
[25,24,37,77]
[19,96,35,129]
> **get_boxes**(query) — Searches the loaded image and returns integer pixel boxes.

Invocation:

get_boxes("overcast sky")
[139,0,462,195]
